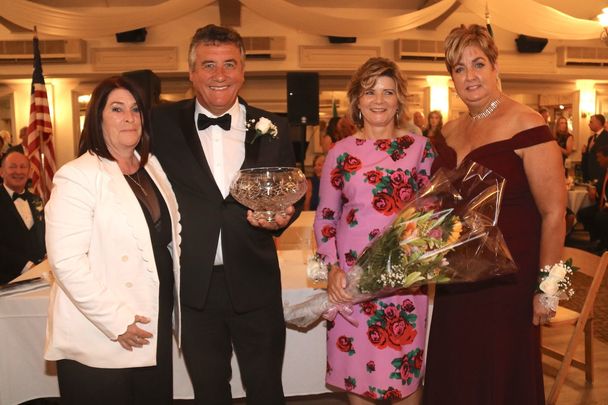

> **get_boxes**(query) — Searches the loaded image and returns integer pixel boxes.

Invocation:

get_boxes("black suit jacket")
[582,129,608,183]
[151,98,301,312]
[0,187,46,284]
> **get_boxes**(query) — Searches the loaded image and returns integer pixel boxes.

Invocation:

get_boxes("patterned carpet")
[564,229,608,344]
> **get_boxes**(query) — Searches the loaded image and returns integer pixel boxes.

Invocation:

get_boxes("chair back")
[562,247,608,319]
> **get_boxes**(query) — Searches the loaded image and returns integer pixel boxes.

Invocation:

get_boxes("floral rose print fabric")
[313,134,433,398]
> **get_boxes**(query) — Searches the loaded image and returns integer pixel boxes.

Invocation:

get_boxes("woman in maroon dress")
[423,25,565,405]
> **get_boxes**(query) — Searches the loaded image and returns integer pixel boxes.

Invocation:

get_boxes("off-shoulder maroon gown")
[423,126,553,405]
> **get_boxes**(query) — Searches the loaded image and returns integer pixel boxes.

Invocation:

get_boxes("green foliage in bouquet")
[356,206,462,294]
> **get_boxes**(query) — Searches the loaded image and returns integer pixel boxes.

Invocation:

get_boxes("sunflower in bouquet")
[285,161,517,328]
[356,206,463,295]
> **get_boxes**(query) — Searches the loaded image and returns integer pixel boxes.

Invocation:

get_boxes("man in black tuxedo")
[578,145,608,252]
[151,25,301,405]
[0,151,45,284]
[581,114,608,183]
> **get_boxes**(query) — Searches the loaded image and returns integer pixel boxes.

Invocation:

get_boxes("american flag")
[25,32,56,202]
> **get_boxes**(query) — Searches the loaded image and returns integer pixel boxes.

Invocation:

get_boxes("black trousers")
[56,355,173,405]
[181,269,286,405]
[577,204,608,245]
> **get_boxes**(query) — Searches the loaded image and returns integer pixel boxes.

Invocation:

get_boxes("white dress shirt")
[4,184,34,230]
[4,184,35,273]
[195,99,247,265]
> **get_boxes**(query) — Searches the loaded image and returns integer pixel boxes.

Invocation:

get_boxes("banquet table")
[0,250,330,405]
[567,186,592,215]
[275,210,315,251]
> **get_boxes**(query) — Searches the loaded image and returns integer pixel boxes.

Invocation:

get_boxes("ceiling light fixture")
[599,8,608,45]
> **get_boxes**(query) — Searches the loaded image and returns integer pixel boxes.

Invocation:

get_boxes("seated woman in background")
[334,116,358,141]
[321,116,341,153]
[45,76,181,404]
[304,153,325,211]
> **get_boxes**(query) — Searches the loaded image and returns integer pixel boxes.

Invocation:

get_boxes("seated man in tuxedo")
[0,150,46,284]
[577,145,608,252]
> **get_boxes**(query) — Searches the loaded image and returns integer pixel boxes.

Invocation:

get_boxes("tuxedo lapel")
[25,192,44,225]
[242,100,262,169]
[0,187,30,232]
[178,101,214,177]
[177,100,225,198]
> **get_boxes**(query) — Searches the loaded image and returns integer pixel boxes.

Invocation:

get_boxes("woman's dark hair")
[78,75,150,167]
[325,116,340,142]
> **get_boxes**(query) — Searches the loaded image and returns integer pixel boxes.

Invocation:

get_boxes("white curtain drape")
[462,0,601,40]
[0,0,215,37]
[239,0,458,37]
[240,0,601,40]
[0,0,602,40]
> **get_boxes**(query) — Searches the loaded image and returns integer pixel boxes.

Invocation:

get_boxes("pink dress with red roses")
[314,134,434,400]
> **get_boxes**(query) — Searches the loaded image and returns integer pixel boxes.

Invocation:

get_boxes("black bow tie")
[197,113,231,131]
[12,192,27,201]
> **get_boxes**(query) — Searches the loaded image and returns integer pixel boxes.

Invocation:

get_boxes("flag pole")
[33,26,47,202]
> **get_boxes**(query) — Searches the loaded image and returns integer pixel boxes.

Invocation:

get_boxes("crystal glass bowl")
[230,167,307,222]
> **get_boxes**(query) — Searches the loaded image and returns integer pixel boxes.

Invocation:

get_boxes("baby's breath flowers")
[537,259,577,312]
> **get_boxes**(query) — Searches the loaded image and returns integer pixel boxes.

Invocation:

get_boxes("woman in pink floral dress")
[314,57,434,404]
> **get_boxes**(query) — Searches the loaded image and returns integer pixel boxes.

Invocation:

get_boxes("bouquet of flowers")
[284,161,518,328]
[537,259,577,312]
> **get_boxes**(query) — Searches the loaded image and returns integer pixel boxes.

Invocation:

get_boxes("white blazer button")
[121,255,128,262]
[125,282,133,288]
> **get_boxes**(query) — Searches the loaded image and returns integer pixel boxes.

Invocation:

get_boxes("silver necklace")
[469,95,502,121]
[126,171,148,197]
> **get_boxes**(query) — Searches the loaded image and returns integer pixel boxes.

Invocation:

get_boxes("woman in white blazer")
[45,76,181,404]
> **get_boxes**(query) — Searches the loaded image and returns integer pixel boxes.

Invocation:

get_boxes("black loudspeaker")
[515,34,548,53]
[287,72,319,126]
[122,69,161,109]
[328,36,357,44]
[116,28,147,43]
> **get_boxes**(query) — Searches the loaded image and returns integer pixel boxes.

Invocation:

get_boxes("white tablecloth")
[275,210,315,251]
[567,186,591,214]
[0,251,329,405]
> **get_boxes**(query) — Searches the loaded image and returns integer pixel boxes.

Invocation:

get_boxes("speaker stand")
[299,123,307,171]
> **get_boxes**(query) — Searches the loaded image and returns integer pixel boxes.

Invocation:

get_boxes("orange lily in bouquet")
[284,161,518,328]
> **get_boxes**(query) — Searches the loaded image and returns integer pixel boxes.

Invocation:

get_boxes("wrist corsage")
[537,259,577,312]
[247,116,278,144]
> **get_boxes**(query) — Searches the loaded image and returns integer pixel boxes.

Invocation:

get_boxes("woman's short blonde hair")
[346,57,408,129]
[444,24,498,75]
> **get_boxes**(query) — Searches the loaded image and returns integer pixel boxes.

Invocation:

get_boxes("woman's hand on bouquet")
[247,206,295,230]
[328,265,352,304]
[116,315,153,351]
[532,294,556,325]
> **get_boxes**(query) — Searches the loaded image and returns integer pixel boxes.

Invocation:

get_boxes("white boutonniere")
[537,259,577,311]
[30,197,44,221]
[247,117,278,144]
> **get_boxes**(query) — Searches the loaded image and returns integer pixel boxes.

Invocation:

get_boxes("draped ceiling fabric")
[0,0,215,37]
[461,0,601,40]
[0,0,602,40]
[240,0,601,39]
[239,0,458,37]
